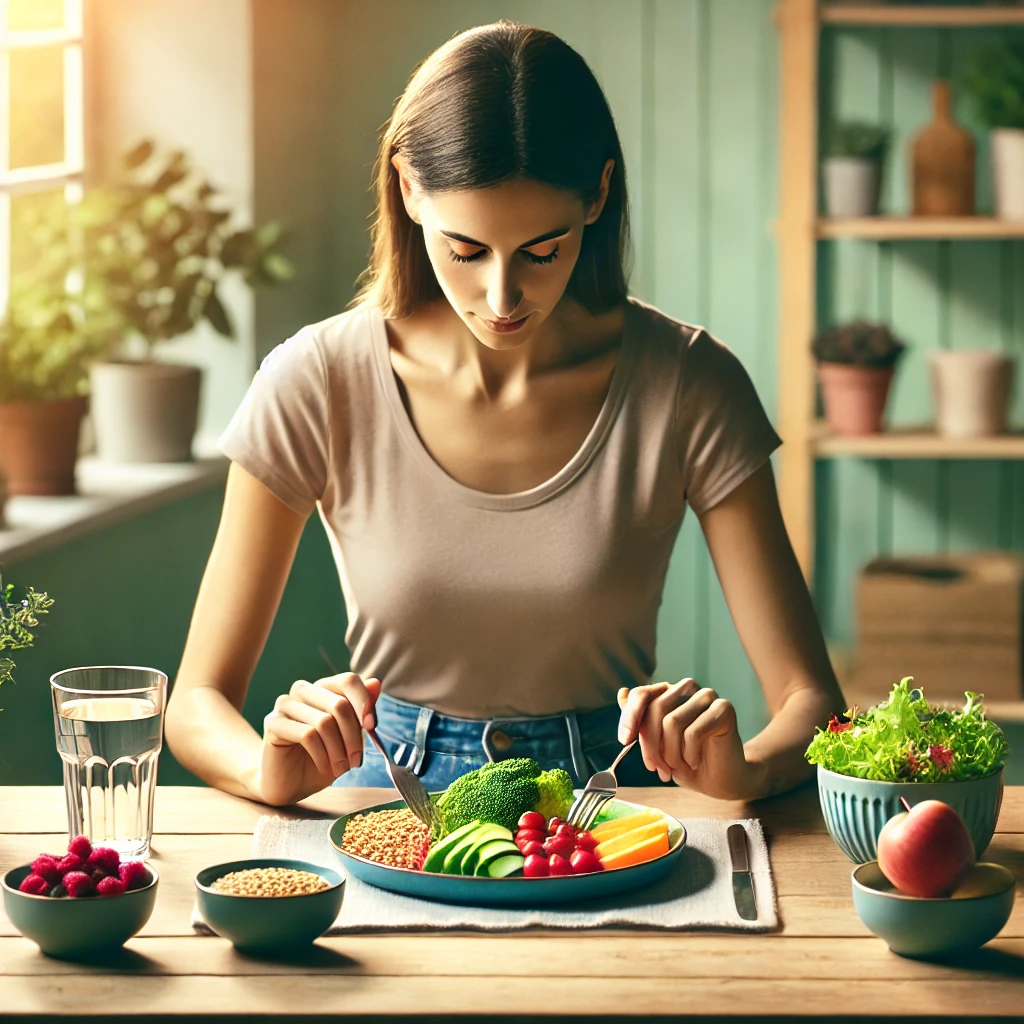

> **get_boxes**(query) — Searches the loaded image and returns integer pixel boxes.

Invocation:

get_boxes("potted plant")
[0,278,120,495]
[806,678,1009,863]
[812,320,905,435]
[929,348,1016,438]
[0,570,53,701]
[822,121,889,218]
[962,40,1024,219]
[23,139,294,464]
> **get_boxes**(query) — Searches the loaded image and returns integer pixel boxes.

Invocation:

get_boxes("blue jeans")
[333,692,670,791]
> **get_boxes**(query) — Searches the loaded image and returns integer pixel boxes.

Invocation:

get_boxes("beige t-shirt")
[218,296,781,718]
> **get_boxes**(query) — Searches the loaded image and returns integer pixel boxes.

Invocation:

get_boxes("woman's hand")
[254,672,381,806]
[616,680,767,801]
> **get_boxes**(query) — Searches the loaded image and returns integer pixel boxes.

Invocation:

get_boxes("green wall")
[4,2,1023,786]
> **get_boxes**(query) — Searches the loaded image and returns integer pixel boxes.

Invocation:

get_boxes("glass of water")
[50,666,167,861]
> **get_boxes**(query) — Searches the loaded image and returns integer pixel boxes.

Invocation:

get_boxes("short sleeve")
[217,327,330,516]
[676,329,782,516]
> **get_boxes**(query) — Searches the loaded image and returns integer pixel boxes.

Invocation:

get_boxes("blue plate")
[328,794,686,908]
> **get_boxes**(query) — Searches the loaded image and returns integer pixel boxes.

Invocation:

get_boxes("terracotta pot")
[929,349,1016,438]
[89,361,201,463]
[817,363,895,436]
[0,467,7,529]
[0,396,88,495]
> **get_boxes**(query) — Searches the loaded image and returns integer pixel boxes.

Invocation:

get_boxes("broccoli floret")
[436,757,541,834]
[534,768,574,822]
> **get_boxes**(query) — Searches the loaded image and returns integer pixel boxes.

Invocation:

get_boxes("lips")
[480,313,531,334]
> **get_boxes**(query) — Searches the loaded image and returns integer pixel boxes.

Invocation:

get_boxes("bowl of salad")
[805,678,1009,863]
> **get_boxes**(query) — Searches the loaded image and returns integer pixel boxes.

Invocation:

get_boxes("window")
[0,0,84,313]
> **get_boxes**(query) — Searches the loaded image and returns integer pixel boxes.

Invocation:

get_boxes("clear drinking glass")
[50,666,167,861]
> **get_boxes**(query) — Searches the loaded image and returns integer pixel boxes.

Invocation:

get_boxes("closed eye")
[448,245,560,265]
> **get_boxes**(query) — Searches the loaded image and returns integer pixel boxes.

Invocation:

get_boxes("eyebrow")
[439,227,570,248]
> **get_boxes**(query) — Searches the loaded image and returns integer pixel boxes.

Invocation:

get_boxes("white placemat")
[191,815,779,933]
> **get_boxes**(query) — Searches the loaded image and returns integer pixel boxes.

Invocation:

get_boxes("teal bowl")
[329,794,687,908]
[852,860,1015,959]
[818,765,1004,863]
[194,858,344,951]
[2,863,158,958]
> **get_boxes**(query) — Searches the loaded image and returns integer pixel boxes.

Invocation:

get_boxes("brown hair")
[350,20,631,318]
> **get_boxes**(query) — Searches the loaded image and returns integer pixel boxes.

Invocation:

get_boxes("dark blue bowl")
[329,794,686,908]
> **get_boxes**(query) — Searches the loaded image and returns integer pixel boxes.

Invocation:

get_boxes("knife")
[727,823,758,921]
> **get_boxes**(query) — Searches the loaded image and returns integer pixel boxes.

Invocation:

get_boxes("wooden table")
[2,783,1023,1022]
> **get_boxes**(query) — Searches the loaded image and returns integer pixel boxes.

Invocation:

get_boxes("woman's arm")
[697,459,847,797]
[164,463,378,805]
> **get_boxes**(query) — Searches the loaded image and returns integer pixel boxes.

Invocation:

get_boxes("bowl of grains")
[194,858,344,951]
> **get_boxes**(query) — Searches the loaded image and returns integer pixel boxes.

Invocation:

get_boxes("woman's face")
[393,158,615,350]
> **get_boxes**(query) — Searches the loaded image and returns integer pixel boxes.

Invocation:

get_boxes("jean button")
[490,729,514,752]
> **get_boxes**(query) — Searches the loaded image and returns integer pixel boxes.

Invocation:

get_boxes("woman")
[165,20,845,808]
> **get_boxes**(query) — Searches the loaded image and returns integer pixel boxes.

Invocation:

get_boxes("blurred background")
[1,0,1022,786]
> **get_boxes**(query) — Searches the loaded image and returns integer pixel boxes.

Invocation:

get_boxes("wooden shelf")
[821,5,1024,28]
[813,422,1024,459]
[817,216,1024,240]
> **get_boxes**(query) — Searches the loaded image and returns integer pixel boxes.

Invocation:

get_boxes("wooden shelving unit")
[775,1,1024,581]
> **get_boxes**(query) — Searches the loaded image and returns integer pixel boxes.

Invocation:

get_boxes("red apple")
[876,798,975,898]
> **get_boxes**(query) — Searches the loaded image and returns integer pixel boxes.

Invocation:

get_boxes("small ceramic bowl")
[194,858,344,952]
[852,860,1015,959]
[1,863,158,958]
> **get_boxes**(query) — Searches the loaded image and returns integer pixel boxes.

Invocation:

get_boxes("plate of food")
[328,757,686,907]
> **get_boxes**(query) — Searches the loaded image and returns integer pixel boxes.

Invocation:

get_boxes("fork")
[565,740,638,832]
[365,727,441,832]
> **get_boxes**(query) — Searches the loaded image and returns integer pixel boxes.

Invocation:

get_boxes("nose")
[486,262,523,321]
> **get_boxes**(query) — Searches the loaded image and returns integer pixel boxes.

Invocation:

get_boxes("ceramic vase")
[823,157,881,217]
[911,81,975,216]
[929,350,1016,438]
[90,361,201,463]
[991,128,1024,221]
[817,363,895,435]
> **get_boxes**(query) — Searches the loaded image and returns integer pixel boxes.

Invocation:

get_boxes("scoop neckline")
[369,299,639,511]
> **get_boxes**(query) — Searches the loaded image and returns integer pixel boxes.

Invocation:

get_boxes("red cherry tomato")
[570,849,603,874]
[548,853,574,876]
[516,828,547,846]
[518,811,546,831]
[555,823,577,842]
[521,841,545,858]
[547,816,564,834]
[574,831,597,852]
[523,854,550,878]
[543,835,575,860]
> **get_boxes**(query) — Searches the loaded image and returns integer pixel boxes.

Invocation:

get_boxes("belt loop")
[481,720,499,763]
[409,706,435,776]
[564,713,589,785]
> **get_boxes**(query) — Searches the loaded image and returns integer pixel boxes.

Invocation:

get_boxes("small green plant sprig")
[825,120,890,161]
[812,319,905,369]
[962,41,1024,130]
[0,571,54,690]
[805,677,1009,783]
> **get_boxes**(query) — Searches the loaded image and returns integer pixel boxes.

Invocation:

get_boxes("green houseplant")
[822,120,890,218]
[0,570,53,700]
[812,320,905,435]
[962,41,1024,219]
[19,139,294,464]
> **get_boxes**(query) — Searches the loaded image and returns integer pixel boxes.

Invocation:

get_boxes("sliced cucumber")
[421,821,481,874]
[472,839,521,876]
[458,824,514,875]
[485,854,525,879]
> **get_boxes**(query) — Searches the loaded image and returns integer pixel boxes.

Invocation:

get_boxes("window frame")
[0,0,85,315]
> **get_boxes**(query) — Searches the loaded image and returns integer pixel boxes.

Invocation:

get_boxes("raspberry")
[30,854,62,885]
[84,847,120,877]
[118,860,151,890]
[49,883,68,898]
[19,874,49,896]
[67,835,92,860]
[62,870,95,898]
[96,876,127,898]
[55,853,84,876]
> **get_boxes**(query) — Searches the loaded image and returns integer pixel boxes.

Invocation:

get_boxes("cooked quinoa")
[210,866,329,897]
[341,808,431,869]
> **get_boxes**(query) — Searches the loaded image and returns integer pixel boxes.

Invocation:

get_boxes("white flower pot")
[991,129,1024,220]
[89,360,202,463]
[929,349,1016,439]
[823,157,881,217]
